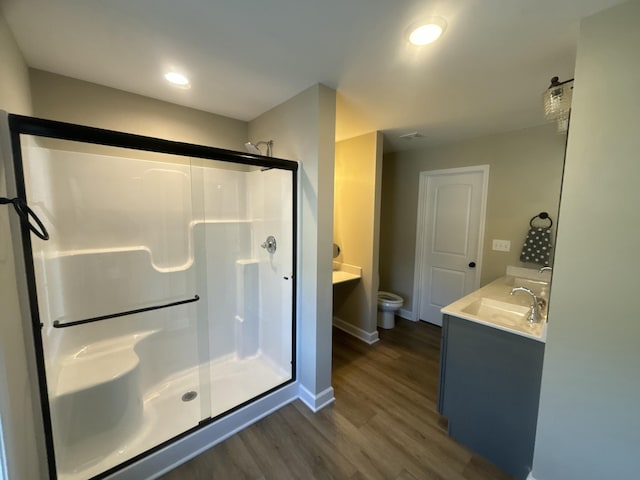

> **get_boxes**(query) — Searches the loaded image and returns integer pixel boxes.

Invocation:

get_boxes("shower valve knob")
[261,235,277,254]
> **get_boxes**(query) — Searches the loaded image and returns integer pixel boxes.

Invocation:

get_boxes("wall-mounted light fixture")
[543,76,574,133]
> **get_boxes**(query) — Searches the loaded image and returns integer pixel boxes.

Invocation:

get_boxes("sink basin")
[441,273,548,341]
[460,297,545,337]
[462,298,530,327]
[505,276,549,297]
[332,263,362,284]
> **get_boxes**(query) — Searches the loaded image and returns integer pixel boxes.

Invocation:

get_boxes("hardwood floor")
[159,319,513,480]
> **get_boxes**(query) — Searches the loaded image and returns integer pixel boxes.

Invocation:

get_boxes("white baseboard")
[332,316,379,344]
[396,308,419,322]
[298,384,335,412]
[398,308,416,321]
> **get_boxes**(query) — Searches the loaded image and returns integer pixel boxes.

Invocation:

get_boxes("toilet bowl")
[377,291,403,329]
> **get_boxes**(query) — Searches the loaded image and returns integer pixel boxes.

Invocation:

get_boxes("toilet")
[377,291,403,329]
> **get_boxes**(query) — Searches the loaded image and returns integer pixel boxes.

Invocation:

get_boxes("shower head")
[244,142,261,155]
[244,140,273,157]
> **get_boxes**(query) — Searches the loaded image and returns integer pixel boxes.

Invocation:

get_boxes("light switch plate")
[492,239,511,252]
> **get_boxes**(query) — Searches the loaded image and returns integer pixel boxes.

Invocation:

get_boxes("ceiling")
[0,0,625,152]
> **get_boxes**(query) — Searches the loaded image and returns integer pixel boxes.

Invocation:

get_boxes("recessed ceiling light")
[164,71,190,88]
[407,17,447,46]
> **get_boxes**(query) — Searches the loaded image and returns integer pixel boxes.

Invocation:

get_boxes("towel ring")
[529,211,553,229]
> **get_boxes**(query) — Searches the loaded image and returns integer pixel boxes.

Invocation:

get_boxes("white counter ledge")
[441,271,550,342]
[332,262,362,285]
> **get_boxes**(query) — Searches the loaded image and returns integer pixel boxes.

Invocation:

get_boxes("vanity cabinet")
[438,314,545,480]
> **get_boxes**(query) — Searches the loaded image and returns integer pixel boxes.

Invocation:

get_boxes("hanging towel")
[520,226,553,265]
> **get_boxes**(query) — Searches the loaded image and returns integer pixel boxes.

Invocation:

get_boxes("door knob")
[468,262,476,268]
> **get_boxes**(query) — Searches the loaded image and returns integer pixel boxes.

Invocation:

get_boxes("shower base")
[58,354,288,480]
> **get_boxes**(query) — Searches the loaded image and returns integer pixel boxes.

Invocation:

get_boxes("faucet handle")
[537,296,547,311]
[511,286,545,323]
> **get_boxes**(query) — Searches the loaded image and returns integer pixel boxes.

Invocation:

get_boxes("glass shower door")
[6,114,298,480]
[19,137,209,480]
[197,161,294,418]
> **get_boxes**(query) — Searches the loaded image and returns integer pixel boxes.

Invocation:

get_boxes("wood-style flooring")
[159,319,512,480]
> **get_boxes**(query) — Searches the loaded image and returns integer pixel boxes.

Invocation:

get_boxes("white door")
[415,166,488,326]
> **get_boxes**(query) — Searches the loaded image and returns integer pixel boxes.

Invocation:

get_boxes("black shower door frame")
[5,113,298,480]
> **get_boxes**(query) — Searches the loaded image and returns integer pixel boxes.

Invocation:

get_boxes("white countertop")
[441,273,549,342]
[332,262,362,285]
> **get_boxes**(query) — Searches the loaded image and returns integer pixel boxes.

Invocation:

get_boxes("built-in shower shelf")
[192,219,253,224]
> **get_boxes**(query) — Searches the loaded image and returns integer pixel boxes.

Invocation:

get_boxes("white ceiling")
[0,0,625,152]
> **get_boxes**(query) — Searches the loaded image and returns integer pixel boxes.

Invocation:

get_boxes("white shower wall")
[246,168,293,373]
[24,145,291,372]
[20,143,293,478]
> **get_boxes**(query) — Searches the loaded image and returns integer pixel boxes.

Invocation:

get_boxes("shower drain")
[182,391,198,402]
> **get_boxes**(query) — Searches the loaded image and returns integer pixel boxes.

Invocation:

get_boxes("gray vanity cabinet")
[437,314,545,480]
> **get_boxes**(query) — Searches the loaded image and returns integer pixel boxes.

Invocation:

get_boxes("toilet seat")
[377,291,403,329]
[378,291,403,306]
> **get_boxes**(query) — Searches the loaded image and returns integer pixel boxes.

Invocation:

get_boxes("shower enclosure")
[2,114,297,480]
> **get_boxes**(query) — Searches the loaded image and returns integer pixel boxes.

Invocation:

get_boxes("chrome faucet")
[510,286,547,323]
[539,266,552,274]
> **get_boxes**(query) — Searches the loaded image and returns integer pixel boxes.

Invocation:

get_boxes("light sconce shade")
[543,76,574,133]
[406,17,447,46]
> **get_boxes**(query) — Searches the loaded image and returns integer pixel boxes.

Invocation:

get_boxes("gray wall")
[249,84,336,407]
[532,1,640,479]
[380,123,565,312]
[0,13,47,480]
[30,69,248,150]
[333,132,383,336]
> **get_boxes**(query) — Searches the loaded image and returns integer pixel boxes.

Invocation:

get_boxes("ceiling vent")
[399,132,424,140]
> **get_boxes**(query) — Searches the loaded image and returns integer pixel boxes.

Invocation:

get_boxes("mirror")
[379,122,566,309]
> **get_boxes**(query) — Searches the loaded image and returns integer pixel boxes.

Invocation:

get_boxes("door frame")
[411,165,489,321]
